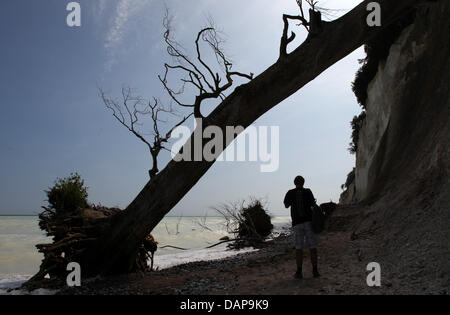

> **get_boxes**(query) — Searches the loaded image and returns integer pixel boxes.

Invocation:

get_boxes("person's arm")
[283,191,291,208]
[309,189,317,206]
[307,189,317,213]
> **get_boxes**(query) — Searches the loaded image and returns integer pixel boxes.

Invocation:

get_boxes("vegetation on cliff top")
[345,9,417,191]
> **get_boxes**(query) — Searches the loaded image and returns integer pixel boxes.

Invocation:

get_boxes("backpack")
[311,204,326,234]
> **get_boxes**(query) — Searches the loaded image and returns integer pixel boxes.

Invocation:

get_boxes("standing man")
[284,176,320,279]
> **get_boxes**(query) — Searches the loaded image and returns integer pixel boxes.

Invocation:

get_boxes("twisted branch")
[280,0,326,59]
[100,87,192,179]
[158,10,253,119]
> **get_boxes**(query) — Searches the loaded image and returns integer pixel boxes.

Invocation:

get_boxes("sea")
[0,215,291,293]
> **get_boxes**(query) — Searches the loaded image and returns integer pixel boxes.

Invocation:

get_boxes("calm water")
[0,215,291,289]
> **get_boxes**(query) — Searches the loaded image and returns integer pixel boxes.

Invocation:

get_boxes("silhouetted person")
[284,176,320,279]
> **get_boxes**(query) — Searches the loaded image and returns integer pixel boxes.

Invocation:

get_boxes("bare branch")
[159,245,189,250]
[100,87,192,180]
[280,0,327,59]
[193,215,214,232]
[159,10,253,118]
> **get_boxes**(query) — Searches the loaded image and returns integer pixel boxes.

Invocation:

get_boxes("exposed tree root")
[24,206,158,290]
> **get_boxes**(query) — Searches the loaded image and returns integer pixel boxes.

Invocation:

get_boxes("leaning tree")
[28,0,423,283]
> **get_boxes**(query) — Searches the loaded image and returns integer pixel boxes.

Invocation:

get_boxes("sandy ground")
[55,205,431,295]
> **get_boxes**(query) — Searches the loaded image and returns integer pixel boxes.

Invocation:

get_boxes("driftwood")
[159,237,260,250]
[159,245,189,251]
[204,238,267,250]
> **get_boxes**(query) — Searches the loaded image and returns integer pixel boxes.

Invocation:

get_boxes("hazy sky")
[0,0,364,216]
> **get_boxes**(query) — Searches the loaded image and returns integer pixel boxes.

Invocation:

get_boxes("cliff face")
[337,0,449,292]
[354,25,412,201]
[344,1,449,203]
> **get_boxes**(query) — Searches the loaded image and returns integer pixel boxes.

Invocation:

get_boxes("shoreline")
[4,206,446,295]
[0,215,393,295]
[54,205,440,295]
[58,231,296,295]
[0,223,292,295]
[0,216,291,291]
[54,210,386,295]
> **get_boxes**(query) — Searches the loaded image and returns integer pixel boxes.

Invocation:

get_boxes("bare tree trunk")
[81,0,421,276]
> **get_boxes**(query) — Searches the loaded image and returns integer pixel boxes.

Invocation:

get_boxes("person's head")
[294,176,305,188]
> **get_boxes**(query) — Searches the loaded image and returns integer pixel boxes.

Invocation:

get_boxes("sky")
[0,0,365,216]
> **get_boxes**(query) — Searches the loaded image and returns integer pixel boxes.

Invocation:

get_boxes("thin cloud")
[98,0,107,17]
[103,0,152,71]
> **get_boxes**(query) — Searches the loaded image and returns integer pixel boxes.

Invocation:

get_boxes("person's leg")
[310,248,320,277]
[296,249,303,270]
[293,224,305,279]
[305,222,320,278]
[295,249,303,279]
[310,248,318,267]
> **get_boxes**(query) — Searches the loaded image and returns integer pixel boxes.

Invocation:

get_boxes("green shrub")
[45,173,88,213]
[341,168,356,190]
[351,10,416,109]
[349,111,366,154]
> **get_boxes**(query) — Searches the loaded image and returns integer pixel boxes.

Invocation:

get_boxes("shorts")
[293,222,317,249]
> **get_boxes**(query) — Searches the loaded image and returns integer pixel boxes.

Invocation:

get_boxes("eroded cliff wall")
[337,0,449,292]
[346,1,449,203]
